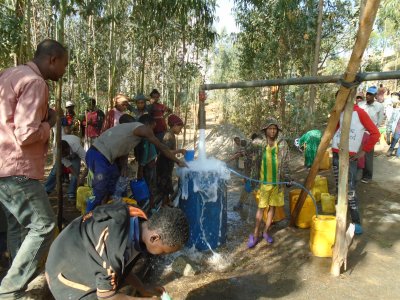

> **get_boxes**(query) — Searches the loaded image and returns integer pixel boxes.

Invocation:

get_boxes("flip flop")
[247,234,259,248]
[263,232,274,244]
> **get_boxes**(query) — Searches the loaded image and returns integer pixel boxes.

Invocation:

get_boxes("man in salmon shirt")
[0,39,68,298]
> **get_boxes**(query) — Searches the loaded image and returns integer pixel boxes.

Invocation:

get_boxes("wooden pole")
[56,0,66,232]
[330,89,356,276]
[290,0,381,229]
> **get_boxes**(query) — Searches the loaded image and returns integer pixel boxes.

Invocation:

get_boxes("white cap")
[65,100,75,108]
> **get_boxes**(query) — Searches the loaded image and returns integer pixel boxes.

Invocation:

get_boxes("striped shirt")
[260,143,279,186]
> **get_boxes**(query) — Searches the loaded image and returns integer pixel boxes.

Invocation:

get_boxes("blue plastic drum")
[179,171,227,251]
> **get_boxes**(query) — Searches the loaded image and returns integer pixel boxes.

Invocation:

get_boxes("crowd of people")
[1,39,400,299]
[0,40,189,299]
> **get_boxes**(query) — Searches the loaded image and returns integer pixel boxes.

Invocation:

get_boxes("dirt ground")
[148,139,400,300]
[1,111,399,300]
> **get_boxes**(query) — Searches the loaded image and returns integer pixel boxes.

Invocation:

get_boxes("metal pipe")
[198,91,206,130]
[201,70,400,91]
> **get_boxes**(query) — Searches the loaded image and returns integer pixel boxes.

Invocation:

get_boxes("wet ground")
[1,135,399,299]
[148,146,400,300]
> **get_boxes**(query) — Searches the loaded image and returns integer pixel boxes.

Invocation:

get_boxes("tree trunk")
[107,1,115,106]
[308,0,324,126]
[290,0,381,235]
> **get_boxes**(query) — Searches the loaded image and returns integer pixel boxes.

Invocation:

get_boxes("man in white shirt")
[45,126,87,201]
[359,86,384,183]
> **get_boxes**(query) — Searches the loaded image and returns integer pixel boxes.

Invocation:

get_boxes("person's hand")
[179,149,187,155]
[350,150,365,161]
[47,108,57,127]
[177,160,188,168]
[285,180,294,188]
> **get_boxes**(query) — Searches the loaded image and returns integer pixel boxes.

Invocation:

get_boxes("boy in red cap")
[156,114,186,207]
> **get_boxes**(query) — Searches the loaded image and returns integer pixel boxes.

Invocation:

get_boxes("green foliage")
[208,0,372,136]
[0,5,21,68]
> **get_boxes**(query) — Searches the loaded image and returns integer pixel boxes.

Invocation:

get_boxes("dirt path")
[151,135,400,299]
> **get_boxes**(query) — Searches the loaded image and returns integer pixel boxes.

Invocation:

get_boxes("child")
[156,114,186,207]
[46,203,189,299]
[129,94,149,121]
[135,114,158,208]
[247,118,292,248]
[148,89,172,141]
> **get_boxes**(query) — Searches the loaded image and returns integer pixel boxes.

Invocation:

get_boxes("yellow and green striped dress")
[258,143,284,208]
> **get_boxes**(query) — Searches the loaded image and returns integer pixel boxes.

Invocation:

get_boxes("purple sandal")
[247,234,259,248]
[263,232,274,244]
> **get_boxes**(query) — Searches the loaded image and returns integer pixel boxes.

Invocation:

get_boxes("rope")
[227,167,319,216]
[338,75,362,89]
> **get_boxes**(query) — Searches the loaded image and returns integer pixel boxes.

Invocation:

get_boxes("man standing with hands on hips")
[0,39,68,299]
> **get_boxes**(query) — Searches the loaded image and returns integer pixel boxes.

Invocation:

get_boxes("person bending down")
[46,202,189,299]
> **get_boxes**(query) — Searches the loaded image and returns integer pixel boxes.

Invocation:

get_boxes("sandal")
[247,234,259,248]
[263,232,274,244]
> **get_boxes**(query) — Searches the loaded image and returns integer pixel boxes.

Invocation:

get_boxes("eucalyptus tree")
[230,0,355,135]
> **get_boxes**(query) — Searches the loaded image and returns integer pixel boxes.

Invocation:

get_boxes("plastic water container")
[319,150,331,170]
[179,171,227,251]
[311,186,322,202]
[314,175,328,193]
[310,215,336,257]
[130,179,150,202]
[290,194,316,228]
[77,186,93,215]
[289,189,301,201]
[184,150,195,162]
[321,193,336,214]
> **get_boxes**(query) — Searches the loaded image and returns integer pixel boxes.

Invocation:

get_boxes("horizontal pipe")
[200,70,400,91]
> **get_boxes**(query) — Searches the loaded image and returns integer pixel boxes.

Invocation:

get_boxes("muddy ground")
[149,142,400,300]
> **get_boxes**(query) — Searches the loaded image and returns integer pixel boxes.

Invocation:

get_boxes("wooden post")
[290,0,381,227]
[56,0,66,232]
[330,90,356,276]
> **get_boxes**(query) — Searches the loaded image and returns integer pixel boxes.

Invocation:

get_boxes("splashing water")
[207,251,232,272]
[198,129,207,161]
[177,158,230,201]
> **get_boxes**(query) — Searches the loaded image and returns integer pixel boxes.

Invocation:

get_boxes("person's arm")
[13,80,55,146]
[133,126,187,167]
[70,136,87,164]
[358,108,380,153]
